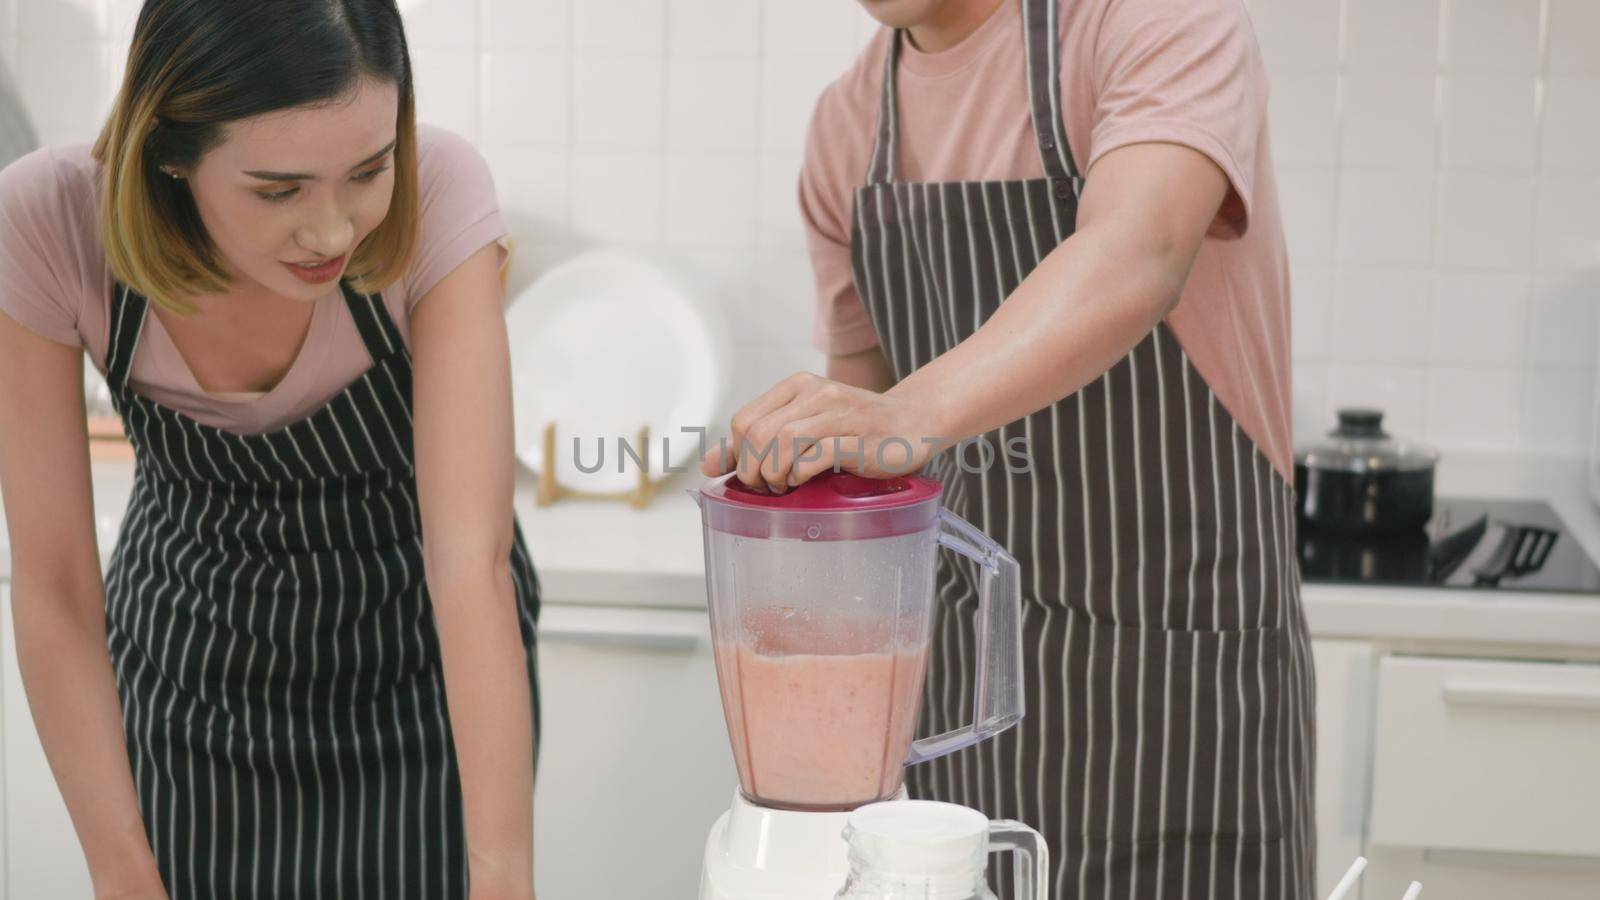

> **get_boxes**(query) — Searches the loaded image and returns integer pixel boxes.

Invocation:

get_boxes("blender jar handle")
[987,820,1049,900]
[906,508,1025,765]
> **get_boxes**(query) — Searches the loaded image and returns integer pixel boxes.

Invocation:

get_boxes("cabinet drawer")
[1369,655,1600,858]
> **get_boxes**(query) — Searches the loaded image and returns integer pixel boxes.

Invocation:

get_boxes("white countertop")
[5,452,1600,652]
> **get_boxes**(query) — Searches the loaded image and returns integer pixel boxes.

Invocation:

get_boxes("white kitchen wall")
[3,0,1597,458]
[1261,0,1600,456]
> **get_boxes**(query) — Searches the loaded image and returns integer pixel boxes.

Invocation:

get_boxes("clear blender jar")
[695,470,1024,812]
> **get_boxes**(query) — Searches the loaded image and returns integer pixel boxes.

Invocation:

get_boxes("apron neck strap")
[865,30,904,186]
[340,280,406,362]
[1022,0,1081,186]
[863,0,1082,189]
[104,282,148,395]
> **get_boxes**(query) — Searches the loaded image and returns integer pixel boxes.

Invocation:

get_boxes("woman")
[0,2,540,898]
[702,0,1314,896]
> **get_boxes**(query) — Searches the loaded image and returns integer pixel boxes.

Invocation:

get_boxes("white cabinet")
[1310,639,1377,900]
[1364,655,1600,898]
[1,581,96,899]
[532,602,735,899]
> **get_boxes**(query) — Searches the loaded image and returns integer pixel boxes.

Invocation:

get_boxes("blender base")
[699,787,910,899]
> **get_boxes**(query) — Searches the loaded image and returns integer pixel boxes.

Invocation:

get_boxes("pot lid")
[1295,408,1439,474]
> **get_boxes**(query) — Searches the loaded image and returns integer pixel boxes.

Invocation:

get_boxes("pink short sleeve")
[0,147,88,347]
[1085,0,1264,237]
[801,62,885,357]
[400,124,510,310]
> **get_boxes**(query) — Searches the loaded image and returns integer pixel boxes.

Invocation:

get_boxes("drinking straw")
[1400,882,1423,900]
[1325,857,1368,900]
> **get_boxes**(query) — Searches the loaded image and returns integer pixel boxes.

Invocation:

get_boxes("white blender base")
[699,787,910,899]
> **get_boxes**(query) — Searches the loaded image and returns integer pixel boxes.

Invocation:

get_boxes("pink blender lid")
[697,470,944,541]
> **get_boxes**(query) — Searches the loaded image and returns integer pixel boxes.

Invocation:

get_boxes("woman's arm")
[701,142,1230,491]
[0,311,168,899]
[409,242,536,899]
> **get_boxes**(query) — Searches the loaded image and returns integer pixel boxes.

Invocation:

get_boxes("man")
[702,1,1311,896]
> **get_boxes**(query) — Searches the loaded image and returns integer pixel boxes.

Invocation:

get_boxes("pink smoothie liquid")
[715,610,931,811]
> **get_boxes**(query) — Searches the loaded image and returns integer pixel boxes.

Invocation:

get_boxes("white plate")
[506,250,730,492]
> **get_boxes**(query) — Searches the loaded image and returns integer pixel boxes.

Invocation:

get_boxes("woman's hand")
[698,372,947,492]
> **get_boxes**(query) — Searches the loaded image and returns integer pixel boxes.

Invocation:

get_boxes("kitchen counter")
[5,452,1600,651]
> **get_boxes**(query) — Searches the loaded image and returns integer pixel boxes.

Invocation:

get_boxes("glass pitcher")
[834,800,1048,900]
[693,470,1023,812]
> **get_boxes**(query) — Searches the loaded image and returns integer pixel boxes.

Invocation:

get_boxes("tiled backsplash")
[1265,0,1600,457]
[3,0,1597,457]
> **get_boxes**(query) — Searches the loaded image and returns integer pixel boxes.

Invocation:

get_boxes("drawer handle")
[1442,681,1600,712]
[538,609,703,650]
[539,625,699,650]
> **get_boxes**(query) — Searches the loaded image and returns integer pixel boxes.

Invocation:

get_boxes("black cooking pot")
[1293,408,1438,534]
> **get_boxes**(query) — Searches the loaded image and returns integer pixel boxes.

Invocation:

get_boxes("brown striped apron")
[848,1,1317,896]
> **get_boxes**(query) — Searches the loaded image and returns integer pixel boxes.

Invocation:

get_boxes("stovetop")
[1298,497,1600,594]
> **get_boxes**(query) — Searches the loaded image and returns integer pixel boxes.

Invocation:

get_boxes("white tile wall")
[1259,0,1600,454]
[666,0,759,56]
[1439,74,1537,171]
[18,0,106,38]
[665,57,760,151]
[1430,271,1528,365]
[1434,174,1534,269]
[661,152,758,247]
[1337,171,1436,264]
[483,51,570,146]
[2,0,1597,455]
[1546,0,1600,75]
[1345,0,1441,72]
[573,0,664,53]
[482,0,568,51]
[1340,70,1436,167]
[1541,78,1600,173]
[1427,365,1524,450]
[1443,0,1541,75]
[1535,178,1600,271]
[1329,268,1434,363]
[1251,0,1341,73]
[1266,72,1339,166]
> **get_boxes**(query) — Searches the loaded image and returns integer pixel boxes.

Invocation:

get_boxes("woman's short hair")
[92,0,418,313]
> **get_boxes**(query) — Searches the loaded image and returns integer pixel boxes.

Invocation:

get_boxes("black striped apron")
[850,2,1316,897]
[101,280,541,899]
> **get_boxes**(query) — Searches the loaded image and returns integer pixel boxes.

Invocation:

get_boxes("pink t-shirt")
[0,124,508,435]
[801,0,1293,476]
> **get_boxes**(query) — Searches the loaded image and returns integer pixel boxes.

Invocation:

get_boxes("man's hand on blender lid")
[698,372,944,493]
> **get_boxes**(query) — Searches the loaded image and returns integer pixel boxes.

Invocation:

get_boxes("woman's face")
[182,75,399,304]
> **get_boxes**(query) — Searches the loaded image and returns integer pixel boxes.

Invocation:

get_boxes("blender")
[692,470,1025,899]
